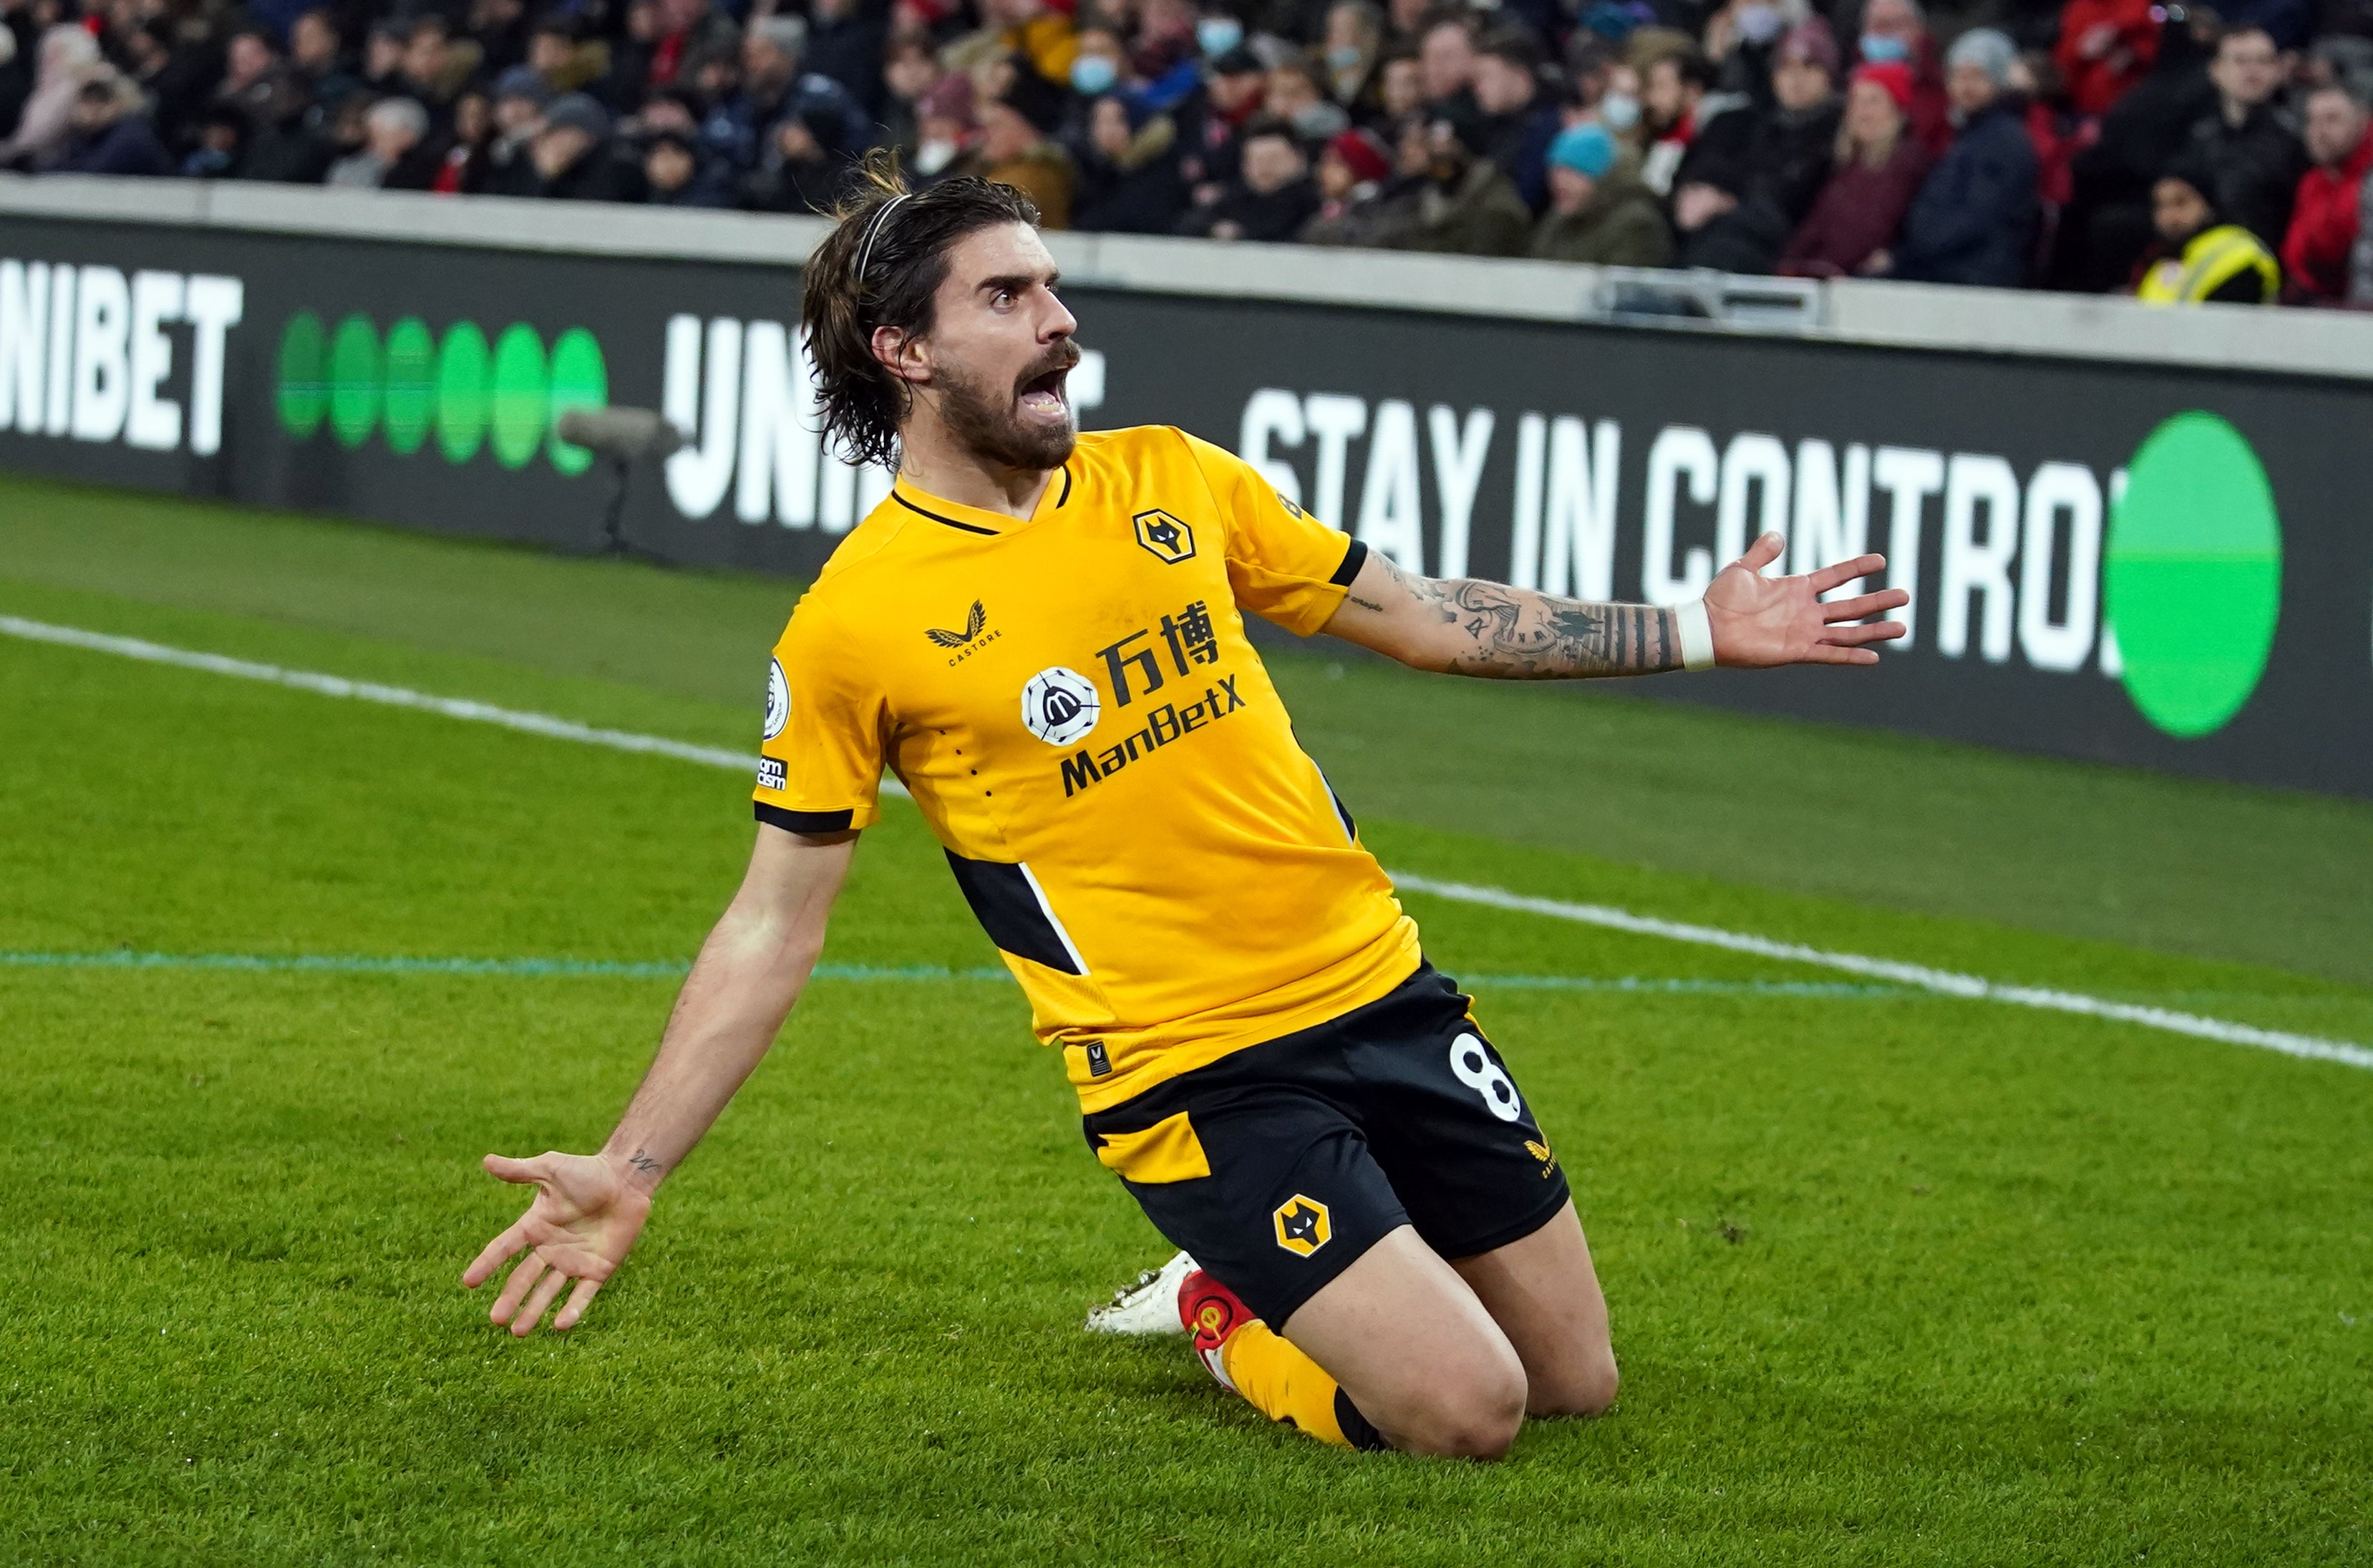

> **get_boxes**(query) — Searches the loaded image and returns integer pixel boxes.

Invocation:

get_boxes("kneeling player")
[461,160,1907,1458]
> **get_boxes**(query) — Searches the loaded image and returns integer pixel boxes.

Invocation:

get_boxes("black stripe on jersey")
[893,491,998,535]
[1054,467,1073,507]
[942,850,1084,974]
[1329,537,1370,586]
[755,803,856,834]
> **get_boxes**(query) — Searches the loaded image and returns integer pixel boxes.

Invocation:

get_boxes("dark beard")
[933,348,1079,472]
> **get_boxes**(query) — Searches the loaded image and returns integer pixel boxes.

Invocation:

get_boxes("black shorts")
[1081,961,1571,1328]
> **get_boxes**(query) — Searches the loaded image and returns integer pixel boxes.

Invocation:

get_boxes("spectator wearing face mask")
[909,72,978,180]
[1267,56,1350,145]
[1407,114,1531,253]
[1069,26,1130,117]
[1528,120,1670,263]
[1469,29,1558,210]
[1892,28,2037,287]
[1781,60,1931,276]
[2185,26,2309,251]
[1855,0,1948,155]
[2135,153,2279,301]
[1320,1,1384,111]
[1177,113,1321,238]
[1074,92,1189,232]
[1705,0,1791,112]
[2054,0,2158,119]
[2282,83,2373,299]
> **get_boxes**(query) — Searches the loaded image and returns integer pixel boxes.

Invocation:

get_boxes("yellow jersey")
[754,424,1422,1112]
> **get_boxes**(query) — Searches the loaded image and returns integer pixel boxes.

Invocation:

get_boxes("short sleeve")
[1180,429,1368,636]
[752,591,885,834]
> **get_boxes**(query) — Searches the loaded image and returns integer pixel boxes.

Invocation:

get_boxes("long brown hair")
[799,151,1042,469]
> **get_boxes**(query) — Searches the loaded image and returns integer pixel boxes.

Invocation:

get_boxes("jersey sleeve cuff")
[1329,537,1369,586]
[754,802,858,834]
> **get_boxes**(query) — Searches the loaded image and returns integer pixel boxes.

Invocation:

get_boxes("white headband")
[855,193,913,285]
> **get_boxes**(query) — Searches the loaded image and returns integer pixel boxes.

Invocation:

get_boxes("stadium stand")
[6,0,2373,302]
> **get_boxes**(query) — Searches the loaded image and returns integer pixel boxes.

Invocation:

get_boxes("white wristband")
[1676,599,1717,671]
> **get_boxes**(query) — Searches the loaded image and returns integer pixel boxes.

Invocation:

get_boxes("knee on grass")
[1526,1344,1619,1421]
[1380,1364,1530,1460]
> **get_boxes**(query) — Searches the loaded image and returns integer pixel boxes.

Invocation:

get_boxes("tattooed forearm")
[624,1147,666,1181]
[1437,580,1681,678]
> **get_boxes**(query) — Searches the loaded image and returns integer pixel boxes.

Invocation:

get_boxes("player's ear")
[870,325,928,387]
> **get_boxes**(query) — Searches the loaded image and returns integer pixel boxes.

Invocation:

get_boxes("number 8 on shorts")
[1448,1032,1522,1121]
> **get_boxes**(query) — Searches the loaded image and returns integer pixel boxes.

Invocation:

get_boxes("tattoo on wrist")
[625,1147,665,1180]
[1435,579,1681,678]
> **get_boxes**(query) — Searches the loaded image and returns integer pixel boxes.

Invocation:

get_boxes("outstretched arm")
[460,822,857,1336]
[1321,532,1909,676]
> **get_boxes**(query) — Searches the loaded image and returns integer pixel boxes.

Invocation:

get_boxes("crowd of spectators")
[8,0,2373,302]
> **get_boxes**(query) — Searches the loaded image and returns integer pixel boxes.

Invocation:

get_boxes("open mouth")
[1016,364,1071,419]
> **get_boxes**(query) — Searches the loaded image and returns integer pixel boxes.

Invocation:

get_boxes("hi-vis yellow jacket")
[2135,224,2281,306]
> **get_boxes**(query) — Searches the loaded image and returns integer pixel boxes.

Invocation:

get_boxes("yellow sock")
[1218,1321,1386,1450]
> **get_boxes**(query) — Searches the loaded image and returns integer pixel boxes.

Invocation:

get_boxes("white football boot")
[1083,1249,1196,1335]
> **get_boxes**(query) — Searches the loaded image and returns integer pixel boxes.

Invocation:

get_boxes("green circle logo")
[545,327,609,477]
[276,313,326,439]
[382,317,437,455]
[489,323,548,471]
[2105,412,2282,737]
[329,314,381,450]
[436,322,491,464]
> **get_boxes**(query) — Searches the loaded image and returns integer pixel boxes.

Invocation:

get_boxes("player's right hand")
[462,1151,653,1338]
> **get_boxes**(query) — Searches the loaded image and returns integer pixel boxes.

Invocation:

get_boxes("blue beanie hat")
[1549,122,1617,180]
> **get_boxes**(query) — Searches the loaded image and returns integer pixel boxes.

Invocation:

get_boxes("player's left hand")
[462,1150,653,1338]
[1706,532,1909,668]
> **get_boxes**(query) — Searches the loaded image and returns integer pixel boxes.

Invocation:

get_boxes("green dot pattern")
[436,322,491,464]
[328,315,380,451]
[2105,412,2283,739]
[273,312,609,477]
[276,313,326,439]
[382,318,436,456]
[544,327,609,477]
[489,324,548,471]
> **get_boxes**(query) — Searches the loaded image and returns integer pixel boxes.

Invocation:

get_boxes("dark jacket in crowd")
[1408,157,1533,255]
[1072,113,1191,234]
[55,113,174,176]
[1895,98,2038,288]
[496,143,644,202]
[803,0,893,118]
[1473,99,1559,211]
[2051,11,2219,290]
[1299,175,1427,248]
[1782,137,1933,276]
[1175,174,1321,242]
[1528,162,1672,266]
[2185,102,2310,251]
[1681,94,1840,273]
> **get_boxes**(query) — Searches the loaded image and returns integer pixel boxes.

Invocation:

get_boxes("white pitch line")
[0,613,912,796]
[7,613,2362,1071]
[1389,874,2373,1073]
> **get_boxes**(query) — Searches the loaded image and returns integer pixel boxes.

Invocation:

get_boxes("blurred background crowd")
[7,0,2373,302]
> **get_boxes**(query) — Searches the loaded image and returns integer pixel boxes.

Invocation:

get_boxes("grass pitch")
[3,475,2370,1564]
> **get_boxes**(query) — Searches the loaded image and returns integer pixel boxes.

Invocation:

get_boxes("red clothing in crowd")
[2282,125,2373,298]
[2054,0,2160,120]
[1781,137,1934,275]
[2026,99,2075,210]
[1903,35,1953,157]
